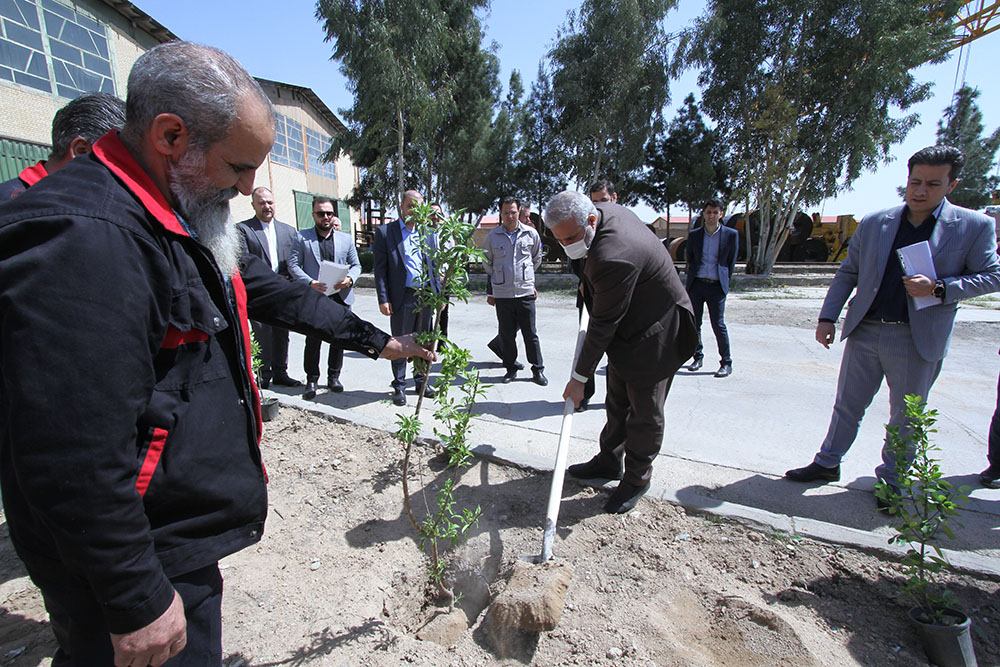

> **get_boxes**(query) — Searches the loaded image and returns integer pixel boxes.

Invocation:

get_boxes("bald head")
[400,189,424,227]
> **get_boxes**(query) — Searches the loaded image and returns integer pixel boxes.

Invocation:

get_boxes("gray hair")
[123,40,273,148]
[51,92,126,159]
[544,190,597,228]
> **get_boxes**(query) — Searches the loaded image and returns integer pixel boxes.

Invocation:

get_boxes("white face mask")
[562,225,594,260]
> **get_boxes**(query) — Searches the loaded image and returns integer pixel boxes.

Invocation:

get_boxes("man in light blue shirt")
[372,190,440,406]
[684,198,738,378]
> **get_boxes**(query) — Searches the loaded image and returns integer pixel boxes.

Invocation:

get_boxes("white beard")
[168,149,241,274]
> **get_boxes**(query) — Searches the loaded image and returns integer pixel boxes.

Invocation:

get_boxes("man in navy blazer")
[372,189,441,406]
[288,197,362,398]
[786,146,1000,501]
[237,187,302,387]
[685,198,738,377]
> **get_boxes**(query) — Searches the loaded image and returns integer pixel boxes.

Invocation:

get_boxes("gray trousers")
[814,320,942,485]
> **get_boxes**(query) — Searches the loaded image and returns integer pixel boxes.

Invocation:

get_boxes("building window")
[306,127,336,180]
[271,113,304,170]
[0,0,114,97]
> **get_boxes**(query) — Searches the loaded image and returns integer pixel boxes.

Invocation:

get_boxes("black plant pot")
[261,397,280,422]
[908,607,977,667]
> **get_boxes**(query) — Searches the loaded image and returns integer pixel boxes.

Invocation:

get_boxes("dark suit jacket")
[237,216,299,278]
[371,219,440,310]
[685,224,738,294]
[576,202,697,385]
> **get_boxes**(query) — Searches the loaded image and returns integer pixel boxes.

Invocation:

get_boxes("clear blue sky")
[133,0,999,220]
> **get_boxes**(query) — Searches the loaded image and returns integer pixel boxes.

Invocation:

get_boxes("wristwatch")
[933,280,946,300]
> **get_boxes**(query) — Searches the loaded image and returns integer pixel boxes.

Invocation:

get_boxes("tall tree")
[634,94,731,222]
[676,0,961,274]
[935,85,1000,210]
[315,0,493,207]
[549,0,675,187]
[513,63,569,212]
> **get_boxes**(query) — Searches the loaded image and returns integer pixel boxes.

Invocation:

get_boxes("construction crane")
[949,1,1000,51]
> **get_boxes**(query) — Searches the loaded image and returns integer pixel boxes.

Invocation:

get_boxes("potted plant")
[875,395,976,667]
[249,330,280,422]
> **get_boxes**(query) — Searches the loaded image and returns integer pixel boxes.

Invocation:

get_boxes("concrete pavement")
[265,284,1000,573]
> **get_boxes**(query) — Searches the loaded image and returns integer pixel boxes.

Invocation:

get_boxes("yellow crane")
[950,1,1000,51]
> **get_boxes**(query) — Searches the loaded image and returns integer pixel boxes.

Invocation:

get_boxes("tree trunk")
[396,105,405,202]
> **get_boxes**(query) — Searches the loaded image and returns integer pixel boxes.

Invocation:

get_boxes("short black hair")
[499,195,519,209]
[908,145,965,182]
[51,92,126,159]
[312,196,335,209]
[588,179,616,195]
[702,198,725,212]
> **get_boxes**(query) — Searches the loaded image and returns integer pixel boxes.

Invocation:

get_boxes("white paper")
[317,261,350,296]
[896,241,938,310]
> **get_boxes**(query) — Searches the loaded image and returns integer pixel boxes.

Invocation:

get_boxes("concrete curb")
[266,392,1000,580]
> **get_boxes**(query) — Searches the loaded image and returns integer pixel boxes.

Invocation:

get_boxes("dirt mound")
[1,407,998,666]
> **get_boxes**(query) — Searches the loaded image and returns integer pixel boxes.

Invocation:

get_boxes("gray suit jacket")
[819,198,1000,361]
[237,217,299,278]
[288,227,361,306]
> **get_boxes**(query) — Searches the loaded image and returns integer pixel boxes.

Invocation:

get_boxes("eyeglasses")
[313,211,335,217]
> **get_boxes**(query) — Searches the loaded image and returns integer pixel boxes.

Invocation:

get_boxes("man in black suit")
[685,198,738,377]
[372,189,440,406]
[547,191,698,513]
[237,187,302,387]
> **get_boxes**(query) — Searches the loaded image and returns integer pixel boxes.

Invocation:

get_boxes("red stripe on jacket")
[160,326,209,349]
[231,271,262,444]
[90,132,189,238]
[19,161,48,187]
[135,428,168,497]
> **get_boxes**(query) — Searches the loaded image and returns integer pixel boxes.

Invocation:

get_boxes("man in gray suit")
[288,197,361,398]
[786,146,1000,503]
[237,187,302,387]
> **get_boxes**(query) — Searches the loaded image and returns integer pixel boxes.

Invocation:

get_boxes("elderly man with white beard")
[0,41,431,667]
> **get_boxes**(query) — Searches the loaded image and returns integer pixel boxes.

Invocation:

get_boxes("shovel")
[485,308,588,640]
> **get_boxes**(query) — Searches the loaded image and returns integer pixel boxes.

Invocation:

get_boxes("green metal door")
[0,138,50,182]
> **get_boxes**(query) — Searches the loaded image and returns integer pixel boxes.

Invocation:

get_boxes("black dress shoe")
[391,388,406,406]
[784,462,840,483]
[567,455,623,481]
[302,379,318,400]
[271,374,302,387]
[980,467,1000,489]
[532,369,548,386]
[715,363,732,378]
[327,378,344,393]
[502,369,517,384]
[575,397,589,413]
[259,377,270,389]
[689,358,703,372]
[417,382,436,398]
[605,481,651,514]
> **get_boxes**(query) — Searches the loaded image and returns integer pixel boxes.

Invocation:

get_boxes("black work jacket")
[0,132,389,633]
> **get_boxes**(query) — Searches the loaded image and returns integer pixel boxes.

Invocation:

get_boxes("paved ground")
[267,283,1000,569]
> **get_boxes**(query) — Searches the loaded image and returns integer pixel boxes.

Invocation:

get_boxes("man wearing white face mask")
[547,191,698,513]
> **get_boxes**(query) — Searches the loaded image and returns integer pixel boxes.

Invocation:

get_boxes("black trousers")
[388,288,433,389]
[32,562,223,666]
[495,296,543,372]
[988,369,1000,474]
[687,278,731,364]
[250,320,290,380]
[596,363,673,486]
[304,300,350,381]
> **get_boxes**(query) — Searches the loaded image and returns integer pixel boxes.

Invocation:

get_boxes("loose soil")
[1,405,998,666]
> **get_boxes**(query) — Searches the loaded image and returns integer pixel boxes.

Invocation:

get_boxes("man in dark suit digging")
[546,191,698,513]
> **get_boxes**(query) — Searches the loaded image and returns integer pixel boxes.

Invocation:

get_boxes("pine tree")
[936,85,1000,210]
